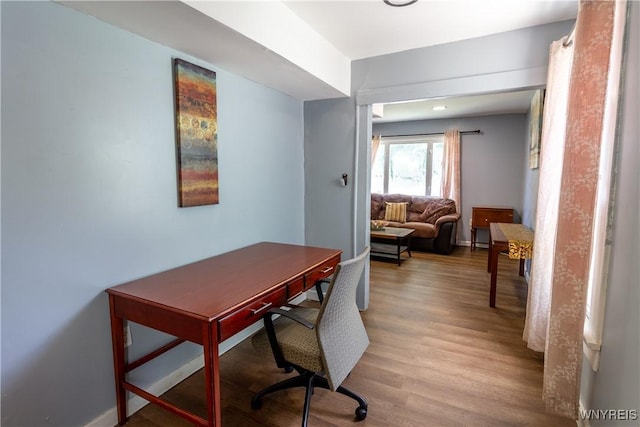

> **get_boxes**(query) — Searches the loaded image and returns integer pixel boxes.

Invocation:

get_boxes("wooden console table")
[487,223,533,307]
[106,242,341,426]
[471,206,514,250]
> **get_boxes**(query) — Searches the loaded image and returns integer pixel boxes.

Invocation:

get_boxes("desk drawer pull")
[320,266,334,274]
[250,302,273,316]
[218,287,287,341]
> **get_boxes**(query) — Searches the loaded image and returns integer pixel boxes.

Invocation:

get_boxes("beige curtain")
[441,130,460,213]
[371,135,381,163]
[523,0,624,418]
[523,37,574,352]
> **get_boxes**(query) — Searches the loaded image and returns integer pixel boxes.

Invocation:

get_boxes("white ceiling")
[59,0,577,120]
[373,89,538,122]
[283,0,578,60]
[281,0,576,121]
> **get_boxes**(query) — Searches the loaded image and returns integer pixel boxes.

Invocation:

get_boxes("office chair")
[314,277,329,303]
[251,247,370,427]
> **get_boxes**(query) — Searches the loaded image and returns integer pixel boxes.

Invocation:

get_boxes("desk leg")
[108,295,127,425]
[471,228,476,251]
[487,235,493,273]
[203,324,221,427]
[489,245,500,308]
[519,259,525,276]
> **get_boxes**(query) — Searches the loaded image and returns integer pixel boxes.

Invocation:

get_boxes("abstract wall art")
[528,89,544,169]
[173,58,218,207]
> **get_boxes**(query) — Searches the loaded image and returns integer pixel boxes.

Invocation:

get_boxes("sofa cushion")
[384,202,407,223]
[406,211,423,222]
[383,194,412,204]
[384,222,436,239]
[370,193,384,220]
[408,196,432,214]
[405,222,436,239]
[419,198,457,224]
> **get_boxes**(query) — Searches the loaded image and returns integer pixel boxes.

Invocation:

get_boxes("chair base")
[251,367,368,427]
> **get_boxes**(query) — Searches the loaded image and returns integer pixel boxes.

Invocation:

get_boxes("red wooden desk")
[487,223,533,308]
[106,242,341,426]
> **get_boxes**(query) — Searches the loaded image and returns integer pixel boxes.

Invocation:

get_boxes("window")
[371,135,443,196]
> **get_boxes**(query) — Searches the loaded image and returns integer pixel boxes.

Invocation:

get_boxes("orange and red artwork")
[174,58,218,207]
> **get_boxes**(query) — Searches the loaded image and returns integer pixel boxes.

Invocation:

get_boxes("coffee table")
[370,227,415,265]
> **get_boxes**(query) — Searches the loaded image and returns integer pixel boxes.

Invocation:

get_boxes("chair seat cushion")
[251,307,324,372]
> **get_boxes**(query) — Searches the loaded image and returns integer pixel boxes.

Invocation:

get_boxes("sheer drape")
[523,37,574,352]
[543,0,620,417]
[371,135,381,163]
[521,0,623,418]
[441,130,460,213]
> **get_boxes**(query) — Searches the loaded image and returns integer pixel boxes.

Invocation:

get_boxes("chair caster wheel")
[251,397,262,410]
[355,407,367,421]
[283,365,294,373]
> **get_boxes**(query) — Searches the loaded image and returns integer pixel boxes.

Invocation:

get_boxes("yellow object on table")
[498,223,534,259]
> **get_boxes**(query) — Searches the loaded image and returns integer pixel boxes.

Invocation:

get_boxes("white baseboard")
[85,353,205,427]
[306,286,321,302]
[86,294,307,427]
[457,240,492,249]
[464,240,491,249]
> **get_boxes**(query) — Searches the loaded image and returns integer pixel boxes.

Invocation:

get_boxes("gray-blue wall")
[1,2,305,425]
[304,98,356,252]
[373,114,527,244]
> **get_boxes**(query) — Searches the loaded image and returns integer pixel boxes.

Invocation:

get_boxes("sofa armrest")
[434,213,460,228]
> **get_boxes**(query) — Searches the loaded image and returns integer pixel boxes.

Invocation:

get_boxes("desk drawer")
[472,207,514,228]
[287,276,305,299]
[218,287,287,341]
[304,255,340,290]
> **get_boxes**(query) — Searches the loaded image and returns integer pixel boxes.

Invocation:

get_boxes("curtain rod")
[380,129,481,138]
[563,22,576,47]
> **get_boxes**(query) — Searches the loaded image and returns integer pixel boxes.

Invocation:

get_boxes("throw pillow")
[419,199,456,224]
[384,202,407,223]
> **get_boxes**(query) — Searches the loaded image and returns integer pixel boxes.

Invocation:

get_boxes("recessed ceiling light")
[433,105,447,111]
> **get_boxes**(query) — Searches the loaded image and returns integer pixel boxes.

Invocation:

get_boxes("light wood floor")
[122,247,574,426]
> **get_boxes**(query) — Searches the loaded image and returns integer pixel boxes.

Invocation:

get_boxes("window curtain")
[371,135,381,163]
[441,130,460,213]
[522,0,624,418]
[523,35,574,352]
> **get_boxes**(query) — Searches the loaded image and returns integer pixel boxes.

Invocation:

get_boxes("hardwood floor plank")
[120,247,574,426]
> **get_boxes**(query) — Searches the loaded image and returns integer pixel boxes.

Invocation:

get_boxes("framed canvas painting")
[529,89,544,169]
[173,58,218,207]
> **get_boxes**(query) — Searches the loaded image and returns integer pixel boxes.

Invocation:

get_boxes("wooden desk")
[487,223,533,308]
[471,206,514,250]
[106,242,341,426]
